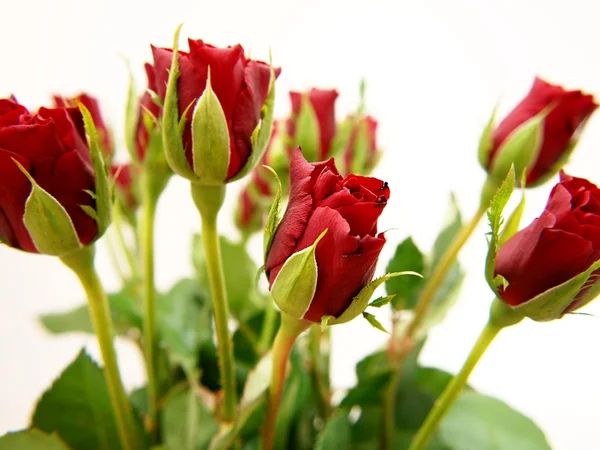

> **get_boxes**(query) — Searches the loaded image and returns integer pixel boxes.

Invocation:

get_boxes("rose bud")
[53,93,113,159]
[110,163,139,212]
[341,115,379,175]
[264,149,391,324]
[479,77,597,187]
[287,88,338,162]
[493,172,600,321]
[156,27,280,185]
[0,97,111,256]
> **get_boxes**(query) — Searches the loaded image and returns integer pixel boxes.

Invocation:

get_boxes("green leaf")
[368,295,396,308]
[193,234,266,321]
[157,279,212,375]
[385,238,425,310]
[0,429,71,450]
[315,411,351,450]
[232,64,277,181]
[294,95,320,161]
[191,68,230,185]
[12,159,82,256]
[162,24,197,181]
[485,166,516,292]
[477,105,497,169]
[439,391,551,450]
[423,263,466,335]
[330,271,422,325]
[271,229,327,320]
[31,350,125,450]
[39,285,142,337]
[161,386,219,450]
[79,102,111,237]
[362,312,389,333]
[262,166,284,261]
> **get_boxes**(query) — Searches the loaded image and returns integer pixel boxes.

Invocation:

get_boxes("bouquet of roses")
[0,25,598,450]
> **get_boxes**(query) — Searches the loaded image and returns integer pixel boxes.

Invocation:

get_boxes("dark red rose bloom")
[53,93,113,158]
[265,149,389,322]
[487,77,597,185]
[342,115,378,174]
[495,172,600,312]
[0,98,97,252]
[110,163,138,211]
[151,39,280,180]
[136,63,161,160]
[288,88,338,159]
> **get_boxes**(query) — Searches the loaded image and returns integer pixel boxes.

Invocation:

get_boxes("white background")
[1,0,600,448]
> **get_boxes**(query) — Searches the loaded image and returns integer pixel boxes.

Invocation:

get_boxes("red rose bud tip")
[480,77,597,187]
[265,149,389,323]
[0,97,110,256]
[158,27,280,185]
[495,172,600,320]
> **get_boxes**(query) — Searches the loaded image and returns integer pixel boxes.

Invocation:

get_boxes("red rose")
[151,39,279,180]
[53,93,113,158]
[342,115,378,174]
[288,88,338,160]
[0,98,97,252]
[486,77,597,185]
[110,163,138,211]
[265,149,389,322]
[495,172,600,313]
[136,63,161,161]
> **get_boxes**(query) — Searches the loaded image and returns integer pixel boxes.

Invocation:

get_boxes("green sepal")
[485,166,515,292]
[477,104,497,169]
[162,24,197,181]
[512,259,600,322]
[499,177,526,247]
[270,229,328,319]
[489,109,547,185]
[526,138,577,188]
[295,94,320,161]
[191,67,230,185]
[362,311,389,334]
[13,159,82,255]
[329,116,355,162]
[320,315,334,332]
[263,165,284,261]
[330,271,422,325]
[231,64,277,181]
[368,294,396,308]
[79,102,112,238]
[123,67,139,163]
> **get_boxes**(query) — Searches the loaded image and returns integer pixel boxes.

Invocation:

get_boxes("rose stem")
[409,298,523,450]
[61,246,142,450]
[308,326,331,419]
[257,301,278,354]
[382,178,497,450]
[263,315,310,450]
[191,184,237,422]
[140,168,163,436]
[113,202,139,280]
